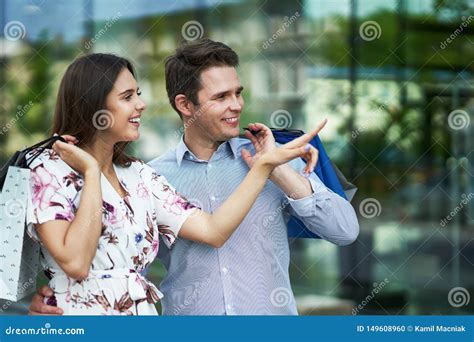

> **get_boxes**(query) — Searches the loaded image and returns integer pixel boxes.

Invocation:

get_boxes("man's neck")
[183,130,221,161]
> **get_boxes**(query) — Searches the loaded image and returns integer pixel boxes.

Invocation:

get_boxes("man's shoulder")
[230,137,253,153]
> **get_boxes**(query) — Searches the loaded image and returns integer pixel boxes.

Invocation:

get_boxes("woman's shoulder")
[27,148,83,195]
[27,148,77,176]
[126,160,165,186]
[129,159,158,175]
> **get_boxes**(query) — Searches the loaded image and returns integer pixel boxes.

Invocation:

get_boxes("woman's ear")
[175,94,193,119]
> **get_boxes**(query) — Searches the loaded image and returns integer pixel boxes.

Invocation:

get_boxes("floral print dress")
[26,149,197,315]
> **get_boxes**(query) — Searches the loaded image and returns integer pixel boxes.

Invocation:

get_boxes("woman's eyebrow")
[118,88,137,96]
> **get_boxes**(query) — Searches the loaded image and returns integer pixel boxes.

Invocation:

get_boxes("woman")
[26,53,323,315]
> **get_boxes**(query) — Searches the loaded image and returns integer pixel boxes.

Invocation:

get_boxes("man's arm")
[243,121,359,245]
[270,163,313,199]
[277,156,359,246]
[28,286,63,315]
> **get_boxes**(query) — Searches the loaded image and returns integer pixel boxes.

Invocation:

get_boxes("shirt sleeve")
[142,164,198,249]
[26,150,80,243]
[284,156,360,246]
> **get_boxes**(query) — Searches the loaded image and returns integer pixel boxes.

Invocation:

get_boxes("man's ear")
[175,94,194,119]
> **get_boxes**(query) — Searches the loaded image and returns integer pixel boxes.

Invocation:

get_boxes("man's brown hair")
[165,39,239,119]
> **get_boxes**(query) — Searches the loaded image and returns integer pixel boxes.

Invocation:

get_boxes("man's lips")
[221,117,239,123]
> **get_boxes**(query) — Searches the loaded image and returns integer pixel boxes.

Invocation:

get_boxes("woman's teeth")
[129,118,140,123]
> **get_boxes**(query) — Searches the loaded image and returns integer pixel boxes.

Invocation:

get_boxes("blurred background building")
[0,0,473,315]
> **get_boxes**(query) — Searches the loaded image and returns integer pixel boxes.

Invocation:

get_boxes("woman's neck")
[83,138,115,174]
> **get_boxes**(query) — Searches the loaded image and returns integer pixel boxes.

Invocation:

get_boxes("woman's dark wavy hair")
[52,53,136,167]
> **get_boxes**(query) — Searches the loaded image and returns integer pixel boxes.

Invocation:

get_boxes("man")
[29,39,359,315]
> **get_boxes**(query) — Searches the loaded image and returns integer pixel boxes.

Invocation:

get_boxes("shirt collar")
[175,136,241,167]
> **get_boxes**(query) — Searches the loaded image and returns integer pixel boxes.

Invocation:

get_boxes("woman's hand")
[52,135,99,175]
[241,119,327,175]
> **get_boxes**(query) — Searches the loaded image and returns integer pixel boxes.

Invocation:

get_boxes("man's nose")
[229,96,242,111]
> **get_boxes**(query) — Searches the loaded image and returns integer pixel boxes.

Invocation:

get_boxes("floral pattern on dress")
[26,149,198,315]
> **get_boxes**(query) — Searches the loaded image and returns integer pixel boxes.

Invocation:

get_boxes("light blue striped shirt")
[148,137,359,315]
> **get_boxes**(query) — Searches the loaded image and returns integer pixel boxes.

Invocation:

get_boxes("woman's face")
[96,68,146,144]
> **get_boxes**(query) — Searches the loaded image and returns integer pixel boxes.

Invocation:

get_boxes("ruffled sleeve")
[26,149,82,243]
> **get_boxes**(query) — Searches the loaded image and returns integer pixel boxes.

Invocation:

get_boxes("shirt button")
[210,196,216,201]
[226,304,233,312]
[208,164,212,168]
[222,267,228,274]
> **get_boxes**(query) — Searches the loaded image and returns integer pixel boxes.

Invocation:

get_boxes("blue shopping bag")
[243,128,357,239]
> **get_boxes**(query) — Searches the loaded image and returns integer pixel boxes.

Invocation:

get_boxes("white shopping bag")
[0,166,39,301]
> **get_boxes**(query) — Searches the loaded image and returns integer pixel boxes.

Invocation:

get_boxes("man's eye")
[236,92,242,97]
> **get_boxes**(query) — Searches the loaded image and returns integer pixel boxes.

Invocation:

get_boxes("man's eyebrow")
[211,86,244,98]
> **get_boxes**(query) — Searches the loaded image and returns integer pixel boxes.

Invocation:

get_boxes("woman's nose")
[137,98,146,111]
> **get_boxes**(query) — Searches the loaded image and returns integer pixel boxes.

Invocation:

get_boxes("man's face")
[187,66,244,143]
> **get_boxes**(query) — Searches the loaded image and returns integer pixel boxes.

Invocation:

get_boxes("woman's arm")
[36,168,102,280]
[34,136,102,280]
[178,121,326,247]
[178,161,272,247]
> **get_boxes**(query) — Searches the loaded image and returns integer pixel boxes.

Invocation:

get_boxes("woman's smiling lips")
[128,116,141,127]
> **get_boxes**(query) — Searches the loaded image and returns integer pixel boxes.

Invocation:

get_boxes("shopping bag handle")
[26,135,66,151]
[0,135,66,191]
[24,135,66,168]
